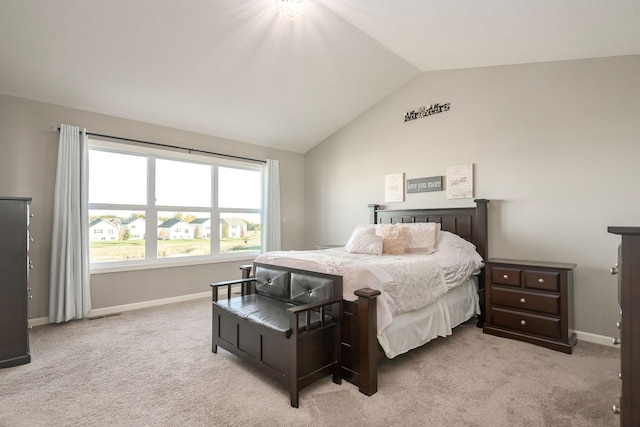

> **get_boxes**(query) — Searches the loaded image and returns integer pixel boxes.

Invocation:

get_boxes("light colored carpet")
[0,298,620,427]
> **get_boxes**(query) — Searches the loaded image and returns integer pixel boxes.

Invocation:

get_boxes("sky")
[88,149,262,222]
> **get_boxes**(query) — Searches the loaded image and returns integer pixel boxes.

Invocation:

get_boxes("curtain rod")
[54,127,267,164]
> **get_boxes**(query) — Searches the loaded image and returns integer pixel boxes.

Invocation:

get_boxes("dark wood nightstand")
[314,245,344,249]
[483,258,577,354]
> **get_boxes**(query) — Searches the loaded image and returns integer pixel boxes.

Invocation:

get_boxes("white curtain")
[262,159,281,252]
[49,124,91,323]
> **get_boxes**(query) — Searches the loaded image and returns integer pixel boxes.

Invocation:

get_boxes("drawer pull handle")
[610,266,618,275]
[520,320,526,326]
[520,298,526,304]
[503,274,508,279]
[613,404,620,414]
[538,278,544,284]
[612,337,621,345]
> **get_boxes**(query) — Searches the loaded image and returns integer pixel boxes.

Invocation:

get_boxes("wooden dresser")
[0,197,32,368]
[608,227,640,427]
[483,258,577,354]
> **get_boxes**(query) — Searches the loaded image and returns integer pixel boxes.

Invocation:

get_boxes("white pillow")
[345,226,383,255]
[400,222,441,254]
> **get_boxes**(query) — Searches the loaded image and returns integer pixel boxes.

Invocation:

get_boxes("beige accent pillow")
[345,226,383,255]
[375,224,407,255]
[401,222,441,254]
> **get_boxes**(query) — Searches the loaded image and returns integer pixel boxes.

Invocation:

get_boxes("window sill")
[90,252,259,275]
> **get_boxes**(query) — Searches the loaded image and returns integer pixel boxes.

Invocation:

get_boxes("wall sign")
[407,176,443,193]
[404,103,450,122]
[446,163,474,199]
[384,173,404,203]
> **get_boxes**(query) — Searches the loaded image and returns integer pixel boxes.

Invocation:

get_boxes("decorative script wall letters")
[404,103,450,122]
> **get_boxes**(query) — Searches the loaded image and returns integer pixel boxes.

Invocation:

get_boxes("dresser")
[0,197,32,368]
[483,258,576,354]
[608,227,640,427]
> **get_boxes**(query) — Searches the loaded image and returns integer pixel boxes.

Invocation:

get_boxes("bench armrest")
[288,296,342,314]
[288,296,342,334]
[210,278,256,301]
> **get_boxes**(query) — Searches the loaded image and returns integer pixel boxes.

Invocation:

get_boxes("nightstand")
[483,258,577,354]
[315,245,343,249]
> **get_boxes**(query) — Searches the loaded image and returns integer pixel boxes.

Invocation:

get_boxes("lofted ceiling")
[1,0,639,153]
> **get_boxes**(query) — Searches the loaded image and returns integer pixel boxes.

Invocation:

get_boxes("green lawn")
[90,236,260,262]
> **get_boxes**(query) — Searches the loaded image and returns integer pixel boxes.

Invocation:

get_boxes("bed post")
[473,199,489,327]
[368,204,380,224]
[354,288,381,396]
[473,199,489,261]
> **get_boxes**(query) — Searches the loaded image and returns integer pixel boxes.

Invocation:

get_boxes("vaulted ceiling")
[1,1,639,153]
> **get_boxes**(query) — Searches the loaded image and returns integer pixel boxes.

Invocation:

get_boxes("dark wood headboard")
[368,199,490,261]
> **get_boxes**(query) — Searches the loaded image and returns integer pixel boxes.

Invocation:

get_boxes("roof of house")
[157,218,184,228]
[190,218,210,225]
[220,218,247,226]
[89,218,119,229]
[122,217,145,225]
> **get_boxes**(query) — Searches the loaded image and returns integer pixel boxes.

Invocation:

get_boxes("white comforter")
[254,231,484,335]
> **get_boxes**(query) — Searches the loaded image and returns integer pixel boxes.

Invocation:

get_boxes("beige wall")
[305,55,640,339]
[0,94,305,318]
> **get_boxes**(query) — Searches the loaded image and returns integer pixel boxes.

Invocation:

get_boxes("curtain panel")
[263,159,281,252]
[49,124,91,323]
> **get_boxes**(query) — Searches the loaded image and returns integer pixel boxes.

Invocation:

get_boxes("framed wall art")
[384,172,404,203]
[446,164,474,199]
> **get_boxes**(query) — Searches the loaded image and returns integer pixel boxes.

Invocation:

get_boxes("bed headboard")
[368,199,489,261]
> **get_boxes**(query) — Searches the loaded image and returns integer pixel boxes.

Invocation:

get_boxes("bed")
[245,199,489,396]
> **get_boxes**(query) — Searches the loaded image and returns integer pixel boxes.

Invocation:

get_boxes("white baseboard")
[28,303,620,349]
[29,317,51,327]
[28,291,210,328]
[574,330,619,348]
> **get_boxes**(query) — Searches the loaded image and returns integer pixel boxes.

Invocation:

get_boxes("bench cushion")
[255,267,290,301]
[214,295,332,338]
[290,273,334,304]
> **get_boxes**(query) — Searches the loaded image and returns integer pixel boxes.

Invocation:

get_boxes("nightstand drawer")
[491,307,561,340]
[491,267,521,287]
[523,270,560,292]
[490,287,561,315]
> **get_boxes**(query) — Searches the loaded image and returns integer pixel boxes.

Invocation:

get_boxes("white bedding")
[378,277,479,358]
[254,231,484,346]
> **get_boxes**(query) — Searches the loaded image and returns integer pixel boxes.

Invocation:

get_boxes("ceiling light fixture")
[275,0,307,21]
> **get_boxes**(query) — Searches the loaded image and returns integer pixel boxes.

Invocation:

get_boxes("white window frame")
[88,139,263,273]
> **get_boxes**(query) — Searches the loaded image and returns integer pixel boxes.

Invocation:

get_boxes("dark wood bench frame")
[211,265,343,407]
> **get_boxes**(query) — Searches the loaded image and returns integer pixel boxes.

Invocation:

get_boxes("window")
[88,139,263,269]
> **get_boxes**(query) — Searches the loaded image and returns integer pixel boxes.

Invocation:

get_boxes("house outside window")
[88,139,263,269]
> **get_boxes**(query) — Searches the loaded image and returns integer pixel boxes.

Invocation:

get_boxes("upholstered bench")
[210,263,343,407]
